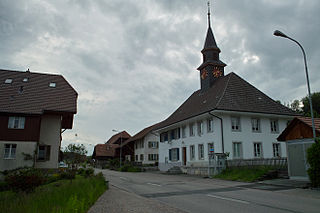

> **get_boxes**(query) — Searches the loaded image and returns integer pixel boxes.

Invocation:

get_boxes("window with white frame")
[198,144,204,160]
[140,154,144,161]
[197,121,203,136]
[189,123,195,136]
[148,141,158,149]
[273,143,281,157]
[37,145,50,161]
[251,118,261,132]
[4,144,17,159]
[8,117,25,129]
[207,118,213,132]
[148,154,159,161]
[233,142,242,159]
[253,143,263,158]
[270,120,279,133]
[160,132,168,142]
[182,126,186,138]
[231,117,241,131]
[190,145,195,160]
[208,143,214,154]
[135,155,138,161]
[169,148,179,161]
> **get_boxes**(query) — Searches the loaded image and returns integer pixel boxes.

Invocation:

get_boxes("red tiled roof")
[106,131,131,144]
[156,72,297,129]
[0,69,77,115]
[93,144,119,157]
[297,116,320,132]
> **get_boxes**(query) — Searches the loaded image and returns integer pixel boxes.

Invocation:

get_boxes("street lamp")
[274,30,316,140]
[112,129,123,167]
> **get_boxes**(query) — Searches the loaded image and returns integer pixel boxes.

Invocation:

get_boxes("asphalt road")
[98,169,320,213]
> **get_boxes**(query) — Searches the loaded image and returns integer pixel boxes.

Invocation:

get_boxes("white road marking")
[207,194,250,205]
[147,183,161,187]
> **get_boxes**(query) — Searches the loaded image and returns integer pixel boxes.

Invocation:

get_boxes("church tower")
[197,2,226,92]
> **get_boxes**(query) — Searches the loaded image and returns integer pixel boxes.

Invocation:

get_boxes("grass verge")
[213,166,275,182]
[0,174,107,213]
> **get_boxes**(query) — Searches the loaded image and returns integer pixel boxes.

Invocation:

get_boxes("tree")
[290,99,302,113]
[63,144,88,169]
[301,92,320,118]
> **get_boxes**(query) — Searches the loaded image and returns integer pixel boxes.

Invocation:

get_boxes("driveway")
[89,169,320,213]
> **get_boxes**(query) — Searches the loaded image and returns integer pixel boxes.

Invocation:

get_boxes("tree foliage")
[302,92,320,118]
[307,138,320,187]
[64,144,88,169]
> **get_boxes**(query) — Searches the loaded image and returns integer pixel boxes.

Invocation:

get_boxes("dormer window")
[23,78,28,82]
[49,82,56,88]
[5,78,12,84]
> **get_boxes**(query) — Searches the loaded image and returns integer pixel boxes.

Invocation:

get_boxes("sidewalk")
[88,185,187,213]
[258,178,310,188]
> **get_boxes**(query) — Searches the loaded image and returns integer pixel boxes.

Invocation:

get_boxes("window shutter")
[46,146,51,161]
[177,148,180,161]
[169,149,172,161]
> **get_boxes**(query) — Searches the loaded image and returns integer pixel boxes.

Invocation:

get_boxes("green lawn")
[213,166,275,182]
[0,174,107,213]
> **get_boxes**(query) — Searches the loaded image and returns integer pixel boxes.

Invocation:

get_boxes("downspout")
[209,111,224,153]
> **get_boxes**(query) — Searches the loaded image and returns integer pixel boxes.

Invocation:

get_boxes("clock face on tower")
[213,67,222,78]
[201,69,208,79]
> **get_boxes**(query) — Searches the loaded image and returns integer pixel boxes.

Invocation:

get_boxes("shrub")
[78,168,94,178]
[307,139,320,187]
[59,169,76,180]
[0,181,9,192]
[47,173,61,184]
[5,168,47,193]
[118,164,142,172]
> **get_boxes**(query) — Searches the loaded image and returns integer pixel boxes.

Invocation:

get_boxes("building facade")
[0,69,77,171]
[155,8,296,172]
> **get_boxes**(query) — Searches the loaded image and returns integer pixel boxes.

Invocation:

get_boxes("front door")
[182,147,187,166]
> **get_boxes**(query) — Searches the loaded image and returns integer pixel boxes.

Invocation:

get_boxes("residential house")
[92,131,132,165]
[277,117,320,179]
[155,10,297,172]
[122,123,160,165]
[0,69,78,171]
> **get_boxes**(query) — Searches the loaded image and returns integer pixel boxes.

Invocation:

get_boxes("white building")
[123,123,160,165]
[155,9,296,172]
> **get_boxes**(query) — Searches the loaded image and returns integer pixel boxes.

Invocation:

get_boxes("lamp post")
[112,129,122,167]
[274,30,316,140]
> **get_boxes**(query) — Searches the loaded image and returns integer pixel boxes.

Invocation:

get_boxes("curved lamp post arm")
[274,30,316,140]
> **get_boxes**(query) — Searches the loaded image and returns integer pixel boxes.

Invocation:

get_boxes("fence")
[227,157,287,169]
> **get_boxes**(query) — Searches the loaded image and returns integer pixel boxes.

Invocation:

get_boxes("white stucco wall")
[158,111,293,171]
[35,114,61,169]
[0,141,37,171]
[134,132,159,165]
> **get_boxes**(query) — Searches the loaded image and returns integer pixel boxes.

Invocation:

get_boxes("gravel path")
[88,185,187,213]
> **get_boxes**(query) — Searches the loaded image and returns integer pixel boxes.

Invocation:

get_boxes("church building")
[155,5,297,172]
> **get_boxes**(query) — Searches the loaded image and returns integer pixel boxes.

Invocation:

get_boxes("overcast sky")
[1,0,319,155]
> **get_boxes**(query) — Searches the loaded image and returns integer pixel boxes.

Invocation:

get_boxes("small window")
[182,126,186,138]
[207,119,214,132]
[49,82,56,88]
[189,123,195,136]
[148,141,158,149]
[5,78,13,84]
[169,148,179,161]
[198,144,204,160]
[148,154,158,161]
[160,132,168,142]
[4,144,17,159]
[37,145,50,161]
[135,155,138,161]
[251,118,261,132]
[190,145,195,160]
[233,142,242,159]
[197,121,203,136]
[273,143,281,157]
[140,154,144,161]
[22,78,28,82]
[254,143,263,158]
[231,117,241,131]
[8,117,25,129]
[270,120,279,133]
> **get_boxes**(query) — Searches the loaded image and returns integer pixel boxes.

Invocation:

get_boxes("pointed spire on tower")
[207,1,211,28]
